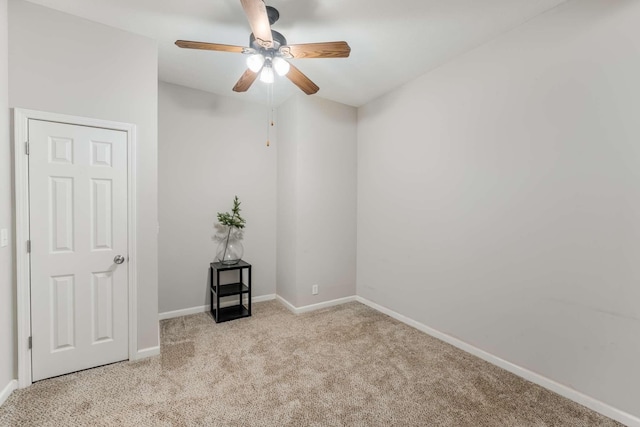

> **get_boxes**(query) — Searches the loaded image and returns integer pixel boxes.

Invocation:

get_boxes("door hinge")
[25,141,30,155]
[26,240,31,253]
[28,336,32,349]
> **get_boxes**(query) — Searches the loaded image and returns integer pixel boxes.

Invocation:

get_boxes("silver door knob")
[114,255,125,264]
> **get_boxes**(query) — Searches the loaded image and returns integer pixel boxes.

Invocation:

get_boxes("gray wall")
[158,82,277,313]
[8,0,159,351]
[0,0,15,395]
[357,0,640,418]
[277,95,357,307]
[275,96,299,306]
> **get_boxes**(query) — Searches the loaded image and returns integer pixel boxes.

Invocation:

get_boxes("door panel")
[50,177,74,252]
[91,271,114,343]
[29,119,128,381]
[91,179,113,250]
[50,275,75,351]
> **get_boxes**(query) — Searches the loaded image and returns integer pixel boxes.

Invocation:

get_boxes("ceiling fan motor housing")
[266,6,279,25]
[250,30,287,51]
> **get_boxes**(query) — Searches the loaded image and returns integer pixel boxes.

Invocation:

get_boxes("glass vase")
[216,236,244,265]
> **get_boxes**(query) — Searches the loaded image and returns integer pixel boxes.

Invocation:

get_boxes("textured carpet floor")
[0,300,622,426]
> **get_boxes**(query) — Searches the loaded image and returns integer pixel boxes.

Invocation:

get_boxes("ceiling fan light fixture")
[176,2,351,95]
[246,54,265,72]
[272,57,290,76]
[260,65,274,84]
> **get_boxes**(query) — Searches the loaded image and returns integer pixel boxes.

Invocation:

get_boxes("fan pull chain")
[270,83,275,126]
[266,105,270,147]
[266,85,270,147]
[266,82,275,147]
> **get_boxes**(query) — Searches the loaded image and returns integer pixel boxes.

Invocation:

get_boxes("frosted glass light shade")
[260,66,274,83]
[273,57,290,76]
[246,54,265,72]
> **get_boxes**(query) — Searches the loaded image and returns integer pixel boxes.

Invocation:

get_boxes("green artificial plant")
[217,195,246,230]
[215,196,246,262]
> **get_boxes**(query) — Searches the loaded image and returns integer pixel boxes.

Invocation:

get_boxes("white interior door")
[29,119,129,381]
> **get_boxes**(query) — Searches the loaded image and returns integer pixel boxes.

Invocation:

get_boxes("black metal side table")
[210,260,252,323]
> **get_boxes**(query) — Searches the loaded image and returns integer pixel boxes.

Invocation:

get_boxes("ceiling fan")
[175,0,351,95]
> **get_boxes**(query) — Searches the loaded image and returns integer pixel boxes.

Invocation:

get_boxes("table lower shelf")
[211,283,249,298]
[212,305,250,323]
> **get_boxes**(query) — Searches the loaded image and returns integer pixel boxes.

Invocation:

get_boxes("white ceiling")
[24,0,567,107]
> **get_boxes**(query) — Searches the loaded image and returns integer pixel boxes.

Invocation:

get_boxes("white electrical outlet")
[312,284,318,295]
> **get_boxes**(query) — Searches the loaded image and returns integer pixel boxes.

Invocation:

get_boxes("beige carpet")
[0,300,622,426]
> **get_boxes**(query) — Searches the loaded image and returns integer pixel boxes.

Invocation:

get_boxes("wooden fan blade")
[280,41,351,59]
[286,63,319,95]
[175,40,246,53]
[233,69,259,92]
[240,0,273,48]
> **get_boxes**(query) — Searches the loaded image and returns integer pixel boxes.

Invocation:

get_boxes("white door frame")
[14,108,138,388]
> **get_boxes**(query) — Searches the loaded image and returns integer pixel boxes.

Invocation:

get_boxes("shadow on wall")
[203,265,244,307]
[10,108,19,378]
[160,83,253,116]
[204,266,212,307]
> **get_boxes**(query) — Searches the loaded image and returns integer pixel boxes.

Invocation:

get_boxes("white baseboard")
[131,324,162,360]
[355,296,640,427]
[158,294,277,320]
[158,305,208,320]
[276,294,357,314]
[253,294,277,304]
[0,380,18,407]
[276,295,297,313]
[133,345,160,360]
